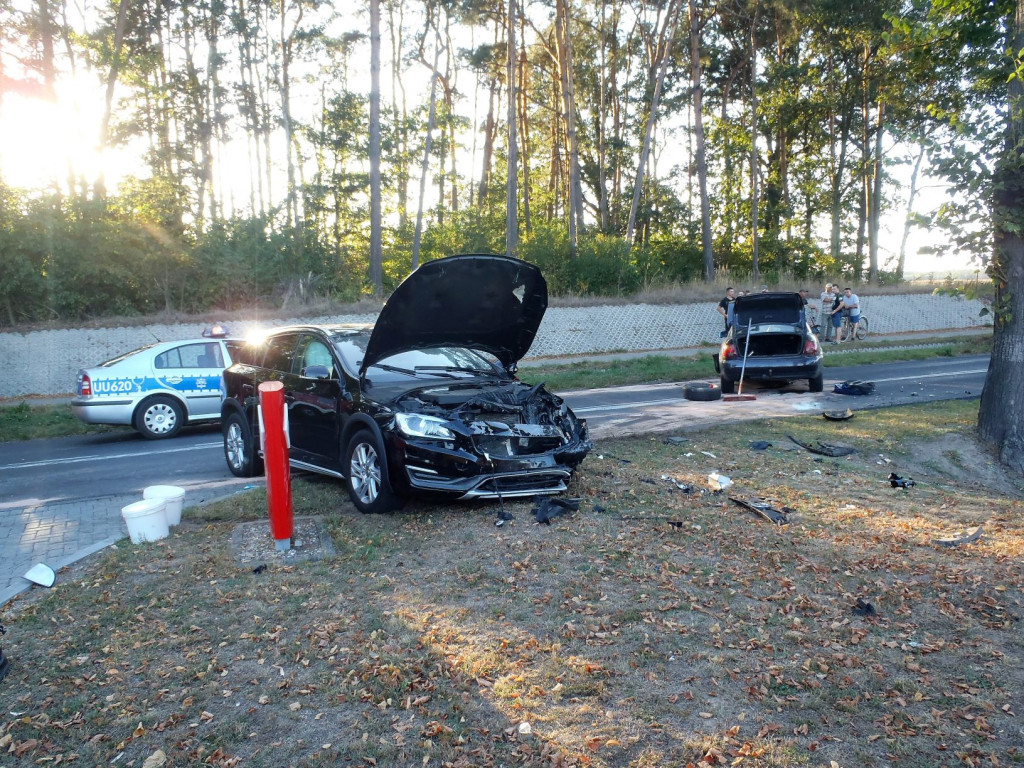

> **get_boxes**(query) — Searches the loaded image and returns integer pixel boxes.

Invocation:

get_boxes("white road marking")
[0,441,221,472]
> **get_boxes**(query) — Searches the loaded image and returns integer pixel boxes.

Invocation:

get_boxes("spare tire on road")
[683,382,722,402]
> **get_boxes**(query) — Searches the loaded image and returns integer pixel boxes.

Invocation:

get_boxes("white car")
[71,327,242,439]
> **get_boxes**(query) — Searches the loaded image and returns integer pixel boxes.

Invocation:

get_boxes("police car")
[71,326,242,439]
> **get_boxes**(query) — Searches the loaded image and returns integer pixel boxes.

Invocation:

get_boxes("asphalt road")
[0,354,989,509]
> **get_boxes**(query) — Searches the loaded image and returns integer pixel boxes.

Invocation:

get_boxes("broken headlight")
[395,413,455,440]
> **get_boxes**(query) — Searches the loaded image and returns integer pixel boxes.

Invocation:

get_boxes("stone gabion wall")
[0,294,989,399]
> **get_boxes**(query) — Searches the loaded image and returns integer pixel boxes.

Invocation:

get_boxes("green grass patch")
[0,401,127,441]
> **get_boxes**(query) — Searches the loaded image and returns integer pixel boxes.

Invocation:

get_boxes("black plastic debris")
[592,504,606,513]
[787,435,856,457]
[729,496,789,526]
[664,436,689,446]
[834,380,876,396]
[888,472,916,489]
[495,508,515,527]
[252,564,268,574]
[532,497,581,525]
[852,598,876,617]
[749,440,772,451]
[0,624,8,683]
[823,409,854,421]
[667,520,685,529]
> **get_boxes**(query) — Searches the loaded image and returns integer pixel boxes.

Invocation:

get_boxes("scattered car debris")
[23,563,55,588]
[888,472,916,489]
[701,451,718,459]
[748,440,772,450]
[729,496,789,526]
[708,472,733,491]
[661,475,695,493]
[787,435,856,457]
[252,564,268,574]
[664,436,689,446]
[495,508,515,527]
[933,524,984,548]
[667,520,685,529]
[833,380,876,396]
[852,598,876,616]
[532,497,580,525]
[823,408,854,421]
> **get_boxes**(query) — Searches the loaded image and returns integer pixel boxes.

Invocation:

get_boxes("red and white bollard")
[258,381,293,551]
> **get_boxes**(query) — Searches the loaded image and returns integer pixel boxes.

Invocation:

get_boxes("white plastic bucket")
[143,485,186,526]
[121,498,169,544]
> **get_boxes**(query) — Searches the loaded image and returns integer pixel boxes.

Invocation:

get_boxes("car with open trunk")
[714,291,824,393]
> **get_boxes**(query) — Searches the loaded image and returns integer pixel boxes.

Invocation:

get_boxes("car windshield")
[331,331,503,383]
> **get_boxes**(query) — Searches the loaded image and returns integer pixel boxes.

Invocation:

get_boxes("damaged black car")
[220,254,592,513]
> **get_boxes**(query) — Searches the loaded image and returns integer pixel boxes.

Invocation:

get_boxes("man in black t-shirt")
[717,287,735,334]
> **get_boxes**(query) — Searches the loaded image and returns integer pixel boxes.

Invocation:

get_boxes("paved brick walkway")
[1,483,258,608]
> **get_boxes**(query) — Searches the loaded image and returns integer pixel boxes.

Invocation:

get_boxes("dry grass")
[1,401,1021,768]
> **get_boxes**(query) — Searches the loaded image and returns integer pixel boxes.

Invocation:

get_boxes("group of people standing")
[816,283,861,343]
[716,283,861,343]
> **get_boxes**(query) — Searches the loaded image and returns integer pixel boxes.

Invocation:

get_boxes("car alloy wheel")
[223,412,262,478]
[135,396,183,439]
[344,430,397,514]
[350,441,381,505]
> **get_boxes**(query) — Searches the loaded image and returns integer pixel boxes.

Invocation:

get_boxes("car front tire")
[809,372,824,392]
[134,395,184,439]
[344,429,397,514]
[223,411,263,477]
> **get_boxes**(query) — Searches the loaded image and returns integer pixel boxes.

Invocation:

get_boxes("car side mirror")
[301,365,332,380]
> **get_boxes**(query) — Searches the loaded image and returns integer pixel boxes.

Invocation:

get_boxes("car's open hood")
[733,292,803,329]
[361,254,548,374]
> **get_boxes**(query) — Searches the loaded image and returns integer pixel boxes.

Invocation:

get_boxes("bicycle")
[840,313,868,341]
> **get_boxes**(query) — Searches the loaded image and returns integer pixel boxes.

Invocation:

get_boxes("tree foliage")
[0,0,1012,325]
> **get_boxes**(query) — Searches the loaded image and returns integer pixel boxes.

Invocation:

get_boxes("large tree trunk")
[369,0,383,295]
[689,0,713,281]
[978,0,1024,474]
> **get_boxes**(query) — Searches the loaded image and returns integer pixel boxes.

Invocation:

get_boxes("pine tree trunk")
[749,0,760,278]
[689,0,713,281]
[506,0,519,258]
[626,0,681,248]
[369,0,383,295]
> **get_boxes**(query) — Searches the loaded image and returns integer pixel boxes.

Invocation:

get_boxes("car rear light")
[79,373,91,396]
[803,339,819,355]
[721,342,737,360]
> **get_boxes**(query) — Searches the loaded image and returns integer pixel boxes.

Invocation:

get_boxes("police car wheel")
[134,395,183,439]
